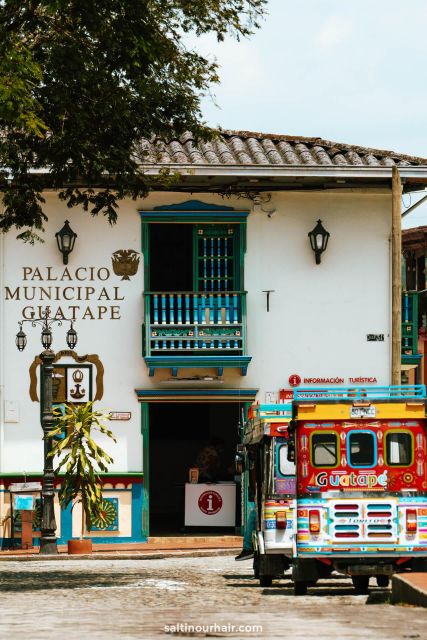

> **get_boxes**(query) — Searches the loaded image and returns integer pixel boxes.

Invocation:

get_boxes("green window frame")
[140,200,248,292]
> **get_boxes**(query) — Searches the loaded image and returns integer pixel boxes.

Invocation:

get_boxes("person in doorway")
[195,436,226,483]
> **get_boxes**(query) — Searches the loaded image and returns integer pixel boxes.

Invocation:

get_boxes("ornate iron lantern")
[55,220,77,264]
[308,219,330,264]
[15,327,27,351]
[66,323,78,349]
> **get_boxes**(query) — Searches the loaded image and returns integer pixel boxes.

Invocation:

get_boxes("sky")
[191,0,427,228]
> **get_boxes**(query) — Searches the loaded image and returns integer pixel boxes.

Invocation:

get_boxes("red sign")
[288,374,301,388]
[287,375,379,386]
[280,389,294,400]
[198,490,223,515]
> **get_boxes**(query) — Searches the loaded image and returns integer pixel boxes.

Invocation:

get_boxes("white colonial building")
[1,130,427,545]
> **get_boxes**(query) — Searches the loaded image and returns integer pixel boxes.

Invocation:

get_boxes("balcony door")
[149,223,193,292]
[194,225,239,292]
[148,223,239,292]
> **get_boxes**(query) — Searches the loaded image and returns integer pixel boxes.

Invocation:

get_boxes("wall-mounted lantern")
[308,219,330,264]
[55,220,77,264]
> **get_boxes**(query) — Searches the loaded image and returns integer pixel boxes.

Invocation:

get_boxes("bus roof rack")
[249,403,293,420]
[293,385,426,402]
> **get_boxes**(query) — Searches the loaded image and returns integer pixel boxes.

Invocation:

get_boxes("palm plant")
[48,402,116,539]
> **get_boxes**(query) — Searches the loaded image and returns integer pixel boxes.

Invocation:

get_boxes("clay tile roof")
[139,129,427,167]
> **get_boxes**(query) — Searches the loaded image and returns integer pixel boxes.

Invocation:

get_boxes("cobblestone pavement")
[0,556,426,640]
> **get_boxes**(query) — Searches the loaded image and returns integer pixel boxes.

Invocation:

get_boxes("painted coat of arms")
[111,249,140,280]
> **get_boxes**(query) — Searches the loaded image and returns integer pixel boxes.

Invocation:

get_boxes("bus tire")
[411,558,427,572]
[253,553,260,579]
[294,581,308,596]
[259,575,273,587]
[376,575,390,588]
[352,575,370,594]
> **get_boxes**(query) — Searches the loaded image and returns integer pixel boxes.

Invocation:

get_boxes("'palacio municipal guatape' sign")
[4,264,133,321]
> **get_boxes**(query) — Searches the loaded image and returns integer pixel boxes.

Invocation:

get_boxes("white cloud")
[317,15,352,48]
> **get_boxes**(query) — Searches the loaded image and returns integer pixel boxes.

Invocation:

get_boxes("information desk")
[184,482,236,527]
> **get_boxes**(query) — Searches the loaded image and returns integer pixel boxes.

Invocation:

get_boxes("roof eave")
[141,163,427,180]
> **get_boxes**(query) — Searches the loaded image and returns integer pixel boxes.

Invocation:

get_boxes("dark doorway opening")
[149,402,240,535]
[149,223,193,291]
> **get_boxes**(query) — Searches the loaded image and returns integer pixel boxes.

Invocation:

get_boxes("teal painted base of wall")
[1,475,145,547]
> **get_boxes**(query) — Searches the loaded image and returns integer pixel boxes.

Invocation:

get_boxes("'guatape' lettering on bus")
[315,471,388,489]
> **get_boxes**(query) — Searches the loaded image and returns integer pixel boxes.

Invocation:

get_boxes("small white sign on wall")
[265,391,278,404]
[109,412,132,421]
[4,401,19,423]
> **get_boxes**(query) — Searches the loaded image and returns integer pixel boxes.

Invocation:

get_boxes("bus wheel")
[294,581,308,596]
[253,553,260,579]
[352,576,370,594]
[259,575,273,587]
[412,558,427,572]
[376,575,390,588]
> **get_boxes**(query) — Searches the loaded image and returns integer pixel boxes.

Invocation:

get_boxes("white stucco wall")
[0,188,392,473]
[244,190,391,391]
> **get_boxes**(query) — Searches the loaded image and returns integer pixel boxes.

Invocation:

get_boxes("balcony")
[143,291,251,376]
[402,291,421,367]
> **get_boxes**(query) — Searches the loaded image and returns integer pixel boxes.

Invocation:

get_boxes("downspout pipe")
[392,166,402,385]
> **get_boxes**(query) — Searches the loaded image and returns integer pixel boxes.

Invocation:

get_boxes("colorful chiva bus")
[292,385,427,595]
[240,403,296,587]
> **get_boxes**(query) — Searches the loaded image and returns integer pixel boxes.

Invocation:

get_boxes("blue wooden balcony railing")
[143,291,251,376]
[402,291,419,358]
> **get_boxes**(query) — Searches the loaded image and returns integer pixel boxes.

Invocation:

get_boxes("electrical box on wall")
[4,401,19,423]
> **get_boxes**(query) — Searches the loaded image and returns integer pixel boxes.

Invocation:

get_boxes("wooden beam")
[392,166,402,385]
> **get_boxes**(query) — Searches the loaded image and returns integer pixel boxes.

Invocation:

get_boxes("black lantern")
[308,219,330,264]
[55,220,77,264]
[15,328,27,351]
[66,323,78,349]
[41,326,53,349]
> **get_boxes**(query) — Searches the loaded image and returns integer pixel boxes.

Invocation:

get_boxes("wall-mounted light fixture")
[55,220,77,264]
[308,219,330,264]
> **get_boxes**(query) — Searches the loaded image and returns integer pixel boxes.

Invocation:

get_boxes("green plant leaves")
[48,401,116,534]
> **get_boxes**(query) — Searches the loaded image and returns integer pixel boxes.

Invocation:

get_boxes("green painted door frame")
[140,399,252,539]
[141,402,150,539]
